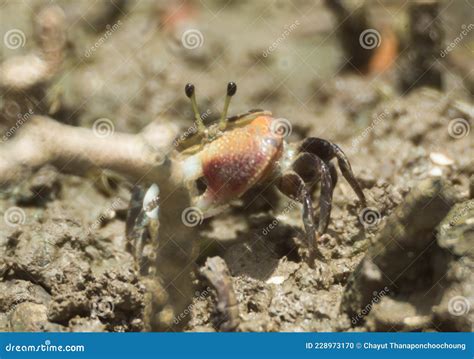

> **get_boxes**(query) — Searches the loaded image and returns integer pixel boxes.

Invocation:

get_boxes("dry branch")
[0,115,179,186]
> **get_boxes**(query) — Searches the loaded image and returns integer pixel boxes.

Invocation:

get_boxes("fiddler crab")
[128,82,366,265]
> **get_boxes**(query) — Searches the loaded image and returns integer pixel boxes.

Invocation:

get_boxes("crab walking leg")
[126,186,148,272]
[276,171,322,262]
[293,153,335,234]
[325,160,339,188]
[333,144,367,207]
[300,137,366,207]
[126,184,160,276]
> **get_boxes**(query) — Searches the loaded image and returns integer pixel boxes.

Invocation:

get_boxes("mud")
[0,0,472,332]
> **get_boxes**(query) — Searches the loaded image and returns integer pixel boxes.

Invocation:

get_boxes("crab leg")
[292,153,334,234]
[125,184,160,275]
[300,137,366,206]
[328,161,339,188]
[125,185,147,266]
[276,171,322,263]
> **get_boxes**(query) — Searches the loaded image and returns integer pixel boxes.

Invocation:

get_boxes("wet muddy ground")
[0,0,472,332]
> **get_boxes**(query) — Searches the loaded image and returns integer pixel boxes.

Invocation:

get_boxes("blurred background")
[1,0,472,133]
[0,0,472,333]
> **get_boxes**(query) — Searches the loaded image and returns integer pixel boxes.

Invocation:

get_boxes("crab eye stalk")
[185,83,206,134]
[219,81,237,131]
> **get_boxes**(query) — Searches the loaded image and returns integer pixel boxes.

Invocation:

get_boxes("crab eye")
[227,82,237,96]
[185,83,195,98]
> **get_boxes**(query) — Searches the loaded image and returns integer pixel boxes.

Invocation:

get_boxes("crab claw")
[178,115,283,218]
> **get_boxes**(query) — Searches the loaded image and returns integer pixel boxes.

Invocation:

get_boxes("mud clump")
[1,1,473,333]
[341,182,473,331]
[0,214,145,332]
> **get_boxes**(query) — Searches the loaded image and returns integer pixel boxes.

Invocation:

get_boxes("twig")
[200,256,240,331]
[399,0,443,92]
[0,115,179,186]
[324,0,375,73]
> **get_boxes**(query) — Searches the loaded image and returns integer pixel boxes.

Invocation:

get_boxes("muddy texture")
[1,0,473,332]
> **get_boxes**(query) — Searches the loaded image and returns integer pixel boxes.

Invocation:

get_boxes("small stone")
[9,302,48,331]
[429,166,443,177]
[429,152,454,166]
[266,276,285,285]
[0,55,50,91]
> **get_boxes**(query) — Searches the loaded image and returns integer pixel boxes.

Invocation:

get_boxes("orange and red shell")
[201,116,283,204]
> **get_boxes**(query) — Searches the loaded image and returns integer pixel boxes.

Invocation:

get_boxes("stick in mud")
[200,256,240,332]
[399,0,444,92]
